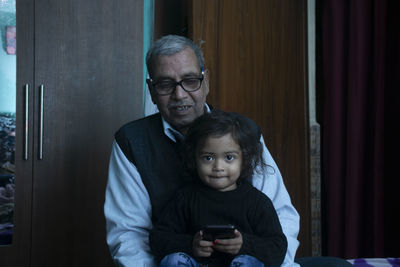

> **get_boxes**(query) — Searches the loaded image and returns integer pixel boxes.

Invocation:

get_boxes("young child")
[150,110,287,267]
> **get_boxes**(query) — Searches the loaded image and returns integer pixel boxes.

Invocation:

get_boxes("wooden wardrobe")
[0,0,144,266]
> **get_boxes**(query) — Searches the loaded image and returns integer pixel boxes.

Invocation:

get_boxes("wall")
[307,0,322,256]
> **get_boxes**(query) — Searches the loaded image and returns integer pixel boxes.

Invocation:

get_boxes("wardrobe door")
[30,0,143,266]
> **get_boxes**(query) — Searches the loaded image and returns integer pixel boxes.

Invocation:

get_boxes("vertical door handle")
[24,84,29,160]
[39,85,44,159]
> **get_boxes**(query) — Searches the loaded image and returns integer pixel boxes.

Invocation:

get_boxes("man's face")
[148,47,209,134]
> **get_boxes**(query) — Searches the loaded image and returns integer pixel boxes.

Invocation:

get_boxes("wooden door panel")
[190,0,311,256]
[30,0,144,266]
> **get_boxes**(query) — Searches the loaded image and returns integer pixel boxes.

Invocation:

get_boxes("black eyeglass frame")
[148,67,205,96]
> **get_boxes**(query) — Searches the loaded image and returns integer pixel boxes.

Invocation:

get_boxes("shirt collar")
[162,103,211,143]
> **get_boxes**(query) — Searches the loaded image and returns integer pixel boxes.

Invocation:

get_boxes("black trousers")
[295,257,353,267]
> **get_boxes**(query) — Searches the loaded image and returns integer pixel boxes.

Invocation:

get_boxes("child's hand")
[212,229,242,255]
[192,231,214,258]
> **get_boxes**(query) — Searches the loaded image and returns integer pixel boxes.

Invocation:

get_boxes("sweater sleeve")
[149,189,194,261]
[239,191,288,267]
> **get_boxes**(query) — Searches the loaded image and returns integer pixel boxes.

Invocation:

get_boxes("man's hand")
[192,231,214,257]
[212,229,242,255]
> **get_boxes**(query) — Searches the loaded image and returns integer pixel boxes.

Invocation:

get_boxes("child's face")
[196,133,242,192]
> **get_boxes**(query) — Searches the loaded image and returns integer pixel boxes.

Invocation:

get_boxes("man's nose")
[171,84,188,99]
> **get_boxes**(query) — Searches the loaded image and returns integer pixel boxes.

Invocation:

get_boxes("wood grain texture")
[189,0,311,256]
[31,1,143,266]
[0,0,144,266]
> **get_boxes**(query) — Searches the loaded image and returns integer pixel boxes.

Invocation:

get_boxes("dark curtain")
[320,0,398,259]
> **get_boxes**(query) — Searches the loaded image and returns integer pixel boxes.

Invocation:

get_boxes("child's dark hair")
[184,110,266,181]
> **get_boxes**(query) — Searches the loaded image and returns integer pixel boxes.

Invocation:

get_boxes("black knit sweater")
[150,181,287,267]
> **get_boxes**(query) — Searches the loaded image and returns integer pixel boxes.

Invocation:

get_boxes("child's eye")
[203,155,214,161]
[225,155,235,161]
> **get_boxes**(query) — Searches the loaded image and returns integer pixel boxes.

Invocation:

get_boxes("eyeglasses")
[149,68,204,96]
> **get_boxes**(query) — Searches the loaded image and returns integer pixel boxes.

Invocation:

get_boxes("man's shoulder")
[116,113,161,138]
[114,113,164,163]
[119,113,161,131]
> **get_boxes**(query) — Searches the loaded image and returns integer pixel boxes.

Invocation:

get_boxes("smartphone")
[202,225,236,241]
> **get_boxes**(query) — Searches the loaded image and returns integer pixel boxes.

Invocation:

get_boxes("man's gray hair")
[146,35,205,78]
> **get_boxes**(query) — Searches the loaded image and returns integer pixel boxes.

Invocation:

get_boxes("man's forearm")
[104,141,156,266]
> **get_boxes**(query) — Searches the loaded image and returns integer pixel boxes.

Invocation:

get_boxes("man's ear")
[146,79,157,104]
[203,69,210,96]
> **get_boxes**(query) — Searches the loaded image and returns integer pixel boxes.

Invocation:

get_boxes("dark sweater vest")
[115,111,261,223]
[115,113,194,222]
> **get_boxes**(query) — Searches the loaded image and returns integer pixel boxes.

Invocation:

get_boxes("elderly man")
[104,35,349,267]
